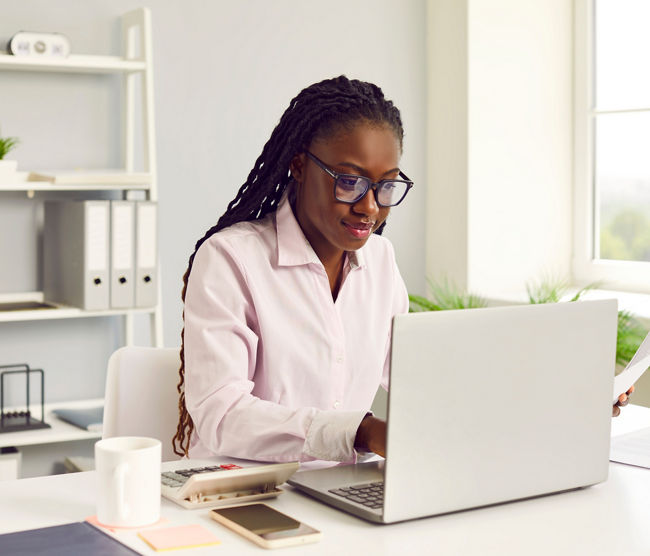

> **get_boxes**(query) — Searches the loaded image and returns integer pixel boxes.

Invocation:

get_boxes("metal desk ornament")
[0,363,50,433]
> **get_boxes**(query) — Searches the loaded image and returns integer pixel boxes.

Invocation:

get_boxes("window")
[574,0,650,292]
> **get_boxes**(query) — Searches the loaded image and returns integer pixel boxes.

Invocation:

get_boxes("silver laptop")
[289,300,618,523]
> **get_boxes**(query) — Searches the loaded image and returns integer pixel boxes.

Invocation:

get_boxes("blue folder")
[0,521,139,555]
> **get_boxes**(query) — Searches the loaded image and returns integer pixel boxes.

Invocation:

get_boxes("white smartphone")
[209,503,322,549]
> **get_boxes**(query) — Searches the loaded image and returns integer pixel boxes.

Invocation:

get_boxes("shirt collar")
[348,247,365,270]
[275,192,367,270]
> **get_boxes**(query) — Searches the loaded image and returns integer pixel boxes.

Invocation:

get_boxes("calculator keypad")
[161,464,242,488]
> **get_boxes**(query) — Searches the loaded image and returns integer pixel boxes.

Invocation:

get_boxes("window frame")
[573,0,650,293]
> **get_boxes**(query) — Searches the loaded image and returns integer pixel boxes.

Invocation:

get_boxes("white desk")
[1,406,649,556]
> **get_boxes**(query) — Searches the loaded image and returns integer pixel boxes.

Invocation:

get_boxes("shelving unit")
[0,8,162,474]
[0,7,161,345]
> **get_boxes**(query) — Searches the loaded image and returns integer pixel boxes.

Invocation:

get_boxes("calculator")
[160,461,300,509]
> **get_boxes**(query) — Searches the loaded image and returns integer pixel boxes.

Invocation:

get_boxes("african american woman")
[173,76,409,463]
[173,75,632,464]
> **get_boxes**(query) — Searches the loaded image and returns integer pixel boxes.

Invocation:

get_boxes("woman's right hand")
[354,415,387,457]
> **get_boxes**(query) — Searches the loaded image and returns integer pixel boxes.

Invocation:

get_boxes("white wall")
[153,0,428,347]
[425,0,573,297]
[426,0,470,287]
[468,0,573,295]
[0,0,427,417]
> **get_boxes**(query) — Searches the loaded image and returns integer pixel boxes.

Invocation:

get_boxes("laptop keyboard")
[161,464,242,488]
[328,481,384,510]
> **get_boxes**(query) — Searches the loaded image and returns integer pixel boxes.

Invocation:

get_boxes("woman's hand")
[613,385,635,417]
[354,415,387,457]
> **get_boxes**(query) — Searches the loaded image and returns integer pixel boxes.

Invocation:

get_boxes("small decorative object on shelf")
[7,31,71,57]
[0,363,50,433]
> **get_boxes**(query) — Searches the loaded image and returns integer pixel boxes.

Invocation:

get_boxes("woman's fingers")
[613,385,636,416]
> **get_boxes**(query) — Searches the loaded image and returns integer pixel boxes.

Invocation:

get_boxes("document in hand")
[613,331,650,403]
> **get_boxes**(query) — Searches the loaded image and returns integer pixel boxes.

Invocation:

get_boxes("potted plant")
[0,131,20,184]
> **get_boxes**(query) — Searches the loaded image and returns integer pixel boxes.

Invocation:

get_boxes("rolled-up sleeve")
[184,238,365,463]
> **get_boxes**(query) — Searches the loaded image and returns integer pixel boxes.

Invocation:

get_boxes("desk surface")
[2,405,650,556]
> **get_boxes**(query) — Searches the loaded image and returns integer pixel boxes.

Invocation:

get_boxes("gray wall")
[0,1,426,409]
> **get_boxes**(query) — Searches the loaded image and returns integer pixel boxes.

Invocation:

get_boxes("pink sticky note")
[138,524,221,551]
[86,515,168,532]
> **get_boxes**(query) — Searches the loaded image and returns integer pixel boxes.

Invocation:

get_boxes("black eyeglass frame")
[305,151,414,207]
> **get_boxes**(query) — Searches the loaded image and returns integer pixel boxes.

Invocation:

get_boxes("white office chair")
[103,346,182,461]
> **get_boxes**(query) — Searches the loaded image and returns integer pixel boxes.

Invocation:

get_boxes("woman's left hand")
[613,385,635,417]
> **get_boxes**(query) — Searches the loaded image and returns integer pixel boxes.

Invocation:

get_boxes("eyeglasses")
[306,151,413,207]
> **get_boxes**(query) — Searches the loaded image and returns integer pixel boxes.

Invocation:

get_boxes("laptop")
[288,300,618,523]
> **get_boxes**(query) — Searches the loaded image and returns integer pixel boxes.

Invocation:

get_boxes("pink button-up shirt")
[184,194,408,463]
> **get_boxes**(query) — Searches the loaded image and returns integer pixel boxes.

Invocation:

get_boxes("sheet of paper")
[610,427,650,468]
[613,331,650,403]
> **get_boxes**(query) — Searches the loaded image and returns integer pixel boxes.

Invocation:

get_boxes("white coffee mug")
[95,436,161,527]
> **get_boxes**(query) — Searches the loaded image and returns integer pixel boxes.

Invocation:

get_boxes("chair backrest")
[103,346,182,461]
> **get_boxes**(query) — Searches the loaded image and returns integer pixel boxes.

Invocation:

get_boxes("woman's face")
[291,121,401,263]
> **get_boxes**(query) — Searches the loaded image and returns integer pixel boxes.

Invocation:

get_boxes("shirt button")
[335,355,344,364]
[333,400,340,409]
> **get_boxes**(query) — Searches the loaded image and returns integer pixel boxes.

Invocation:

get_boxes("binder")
[134,201,158,307]
[43,201,110,310]
[110,200,135,308]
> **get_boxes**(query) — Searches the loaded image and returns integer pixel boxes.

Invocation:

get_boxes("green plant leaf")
[0,136,20,160]
[567,281,604,302]
[616,309,648,367]
[526,276,569,304]
[408,294,441,312]
[526,276,603,304]
[408,277,486,313]
[425,277,487,310]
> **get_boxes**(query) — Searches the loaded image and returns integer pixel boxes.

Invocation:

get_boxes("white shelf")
[0,292,155,323]
[0,182,151,193]
[0,305,156,323]
[0,53,146,73]
[0,398,103,448]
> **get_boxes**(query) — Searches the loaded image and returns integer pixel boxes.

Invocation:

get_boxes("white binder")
[109,200,135,308]
[134,201,158,308]
[43,201,110,310]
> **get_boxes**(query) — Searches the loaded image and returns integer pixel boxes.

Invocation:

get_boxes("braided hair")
[172,75,404,456]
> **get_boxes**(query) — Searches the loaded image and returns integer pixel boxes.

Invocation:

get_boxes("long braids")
[173,76,404,456]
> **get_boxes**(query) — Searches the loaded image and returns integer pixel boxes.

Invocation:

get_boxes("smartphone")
[209,503,322,549]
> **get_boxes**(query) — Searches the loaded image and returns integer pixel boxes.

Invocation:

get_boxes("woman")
[173,75,633,462]
[173,76,411,462]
